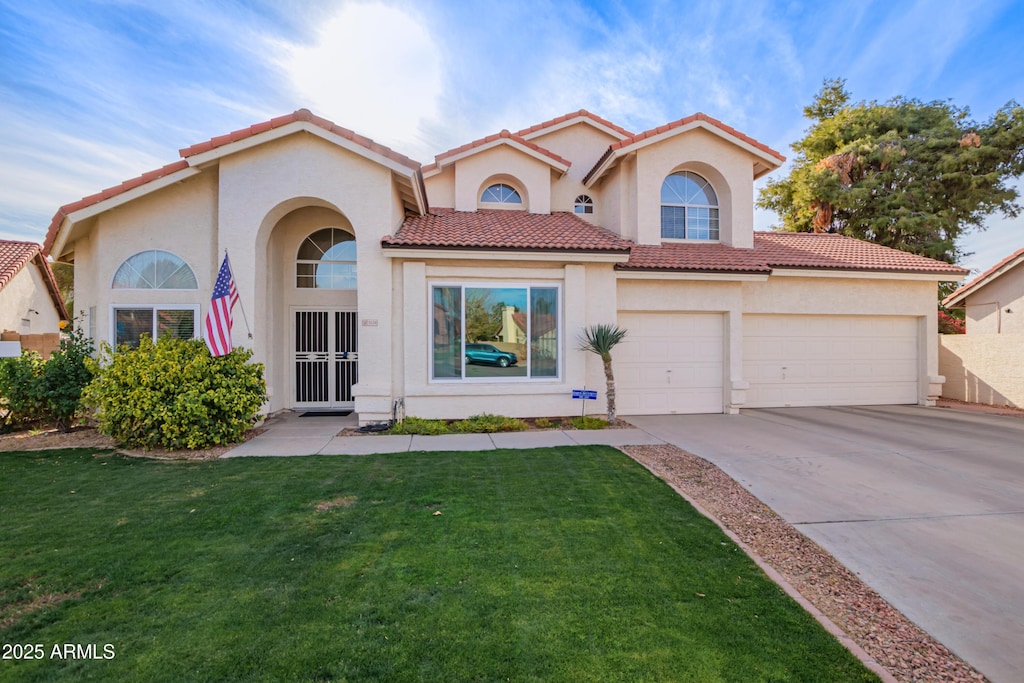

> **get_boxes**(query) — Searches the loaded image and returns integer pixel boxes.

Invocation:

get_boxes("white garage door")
[743,315,919,408]
[616,312,724,415]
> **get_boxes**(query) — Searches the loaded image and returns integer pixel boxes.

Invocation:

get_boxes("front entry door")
[293,310,358,409]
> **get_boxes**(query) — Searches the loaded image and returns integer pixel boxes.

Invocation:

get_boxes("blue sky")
[1,0,1021,275]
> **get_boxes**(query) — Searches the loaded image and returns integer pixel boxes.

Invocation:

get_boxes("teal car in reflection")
[465,343,518,368]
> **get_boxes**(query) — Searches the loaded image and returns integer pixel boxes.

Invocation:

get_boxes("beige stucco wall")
[423,166,455,208]
[0,262,63,333]
[72,171,217,348]
[528,122,621,222]
[390,257,618,420]
[940,334,1024,407]
[264,206,358,410]
[453,146,552,213]
[962,263,1024,334]
[632,128,752,248]
[224,133,405,417]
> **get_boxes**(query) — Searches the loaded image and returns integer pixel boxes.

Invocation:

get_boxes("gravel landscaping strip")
[624,444,988,683]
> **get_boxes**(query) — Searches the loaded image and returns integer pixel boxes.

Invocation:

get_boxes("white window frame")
[109,304,201,348]
[660,171,720,241]
[110,250,199,290]
[429,281,562,383]
[295,228,358,290]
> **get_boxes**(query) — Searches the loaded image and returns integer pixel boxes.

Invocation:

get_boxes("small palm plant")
[578,324,628,423]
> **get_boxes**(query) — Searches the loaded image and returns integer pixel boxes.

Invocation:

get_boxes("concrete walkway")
[220,411,665,458]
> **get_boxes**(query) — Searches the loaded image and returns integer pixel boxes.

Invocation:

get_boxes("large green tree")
[758,79,1024,263]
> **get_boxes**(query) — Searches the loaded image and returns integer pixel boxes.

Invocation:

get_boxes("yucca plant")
[578,324,628,422]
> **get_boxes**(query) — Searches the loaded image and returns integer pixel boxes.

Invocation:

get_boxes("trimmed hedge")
[83,336,266,450]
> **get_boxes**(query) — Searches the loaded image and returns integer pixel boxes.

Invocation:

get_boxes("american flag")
[204,254,239,356]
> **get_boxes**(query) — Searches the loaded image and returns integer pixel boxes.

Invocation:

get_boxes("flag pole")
[224,249,253,339]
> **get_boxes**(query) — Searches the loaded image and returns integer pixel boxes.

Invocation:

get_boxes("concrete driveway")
[629,405,1024,683]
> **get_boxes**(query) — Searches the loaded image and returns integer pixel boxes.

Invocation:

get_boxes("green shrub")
[0,352,47,431]
[386,416,451,435]
[82,336,266,450]
[570,415,607,430]
[452,413,527,433]
[533,417,555,429]
[0,327,94,432]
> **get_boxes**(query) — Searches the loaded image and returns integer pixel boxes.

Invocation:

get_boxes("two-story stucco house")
[43,109,966,423]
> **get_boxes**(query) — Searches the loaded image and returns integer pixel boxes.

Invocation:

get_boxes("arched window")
[574,195,594,214]
[480,183,522,204]
[660,171,719,240]
[112,250,198,289]
[296,228,357,289]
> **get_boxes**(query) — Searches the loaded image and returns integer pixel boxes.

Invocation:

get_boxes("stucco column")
[923,314,944,406]
[401,261,427,395]
[563,265,587,392]
[726,309,747,414]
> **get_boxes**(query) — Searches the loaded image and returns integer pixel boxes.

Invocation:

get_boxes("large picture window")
[431,284,559,381]
[111,305,198,349]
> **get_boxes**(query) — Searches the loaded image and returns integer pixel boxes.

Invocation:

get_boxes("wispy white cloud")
[273,2,445,163]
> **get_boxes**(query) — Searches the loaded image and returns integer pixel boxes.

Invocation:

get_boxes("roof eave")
[942,250,1024,307]
[45,165,201,260]
[770,266,968,281]
[432,137,570,176]
[381,244,630,263]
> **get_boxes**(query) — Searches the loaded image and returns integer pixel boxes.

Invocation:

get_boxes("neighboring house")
[939,247,1024,407]
[942,247,1024,335]
[43,108,966,423]
[0,240,68,357]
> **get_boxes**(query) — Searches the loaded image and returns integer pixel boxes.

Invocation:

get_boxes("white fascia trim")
[583,152,618,188]
[622,120,784,170]
[770,268,966,282]
[944,257,1024,306]
[382,248,628,263]
[435,138,570,175]
[519,117,630,143]
[616,271,769,282]
[64,167,201,225]
[185,121,422,178]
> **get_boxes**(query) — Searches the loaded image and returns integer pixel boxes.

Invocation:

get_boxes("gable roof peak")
[515,110,633,140]
[0,239,68,319]
[943,245,1024,307]
[427,128,571,175]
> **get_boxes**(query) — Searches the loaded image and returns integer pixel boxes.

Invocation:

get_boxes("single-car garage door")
[743,314,919,408]
[616,312,724,415]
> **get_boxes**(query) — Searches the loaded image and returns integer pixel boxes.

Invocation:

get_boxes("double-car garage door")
[616,313,919,415]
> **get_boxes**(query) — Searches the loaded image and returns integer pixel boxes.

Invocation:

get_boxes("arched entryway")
[264,204,359,411]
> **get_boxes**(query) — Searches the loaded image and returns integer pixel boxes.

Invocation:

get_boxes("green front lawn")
[1,447,878,682]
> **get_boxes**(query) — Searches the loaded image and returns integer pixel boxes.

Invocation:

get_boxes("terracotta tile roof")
[424,129,571,174]
[382,208,632,253]
[584,112,786,186]
[623,242,771,273]
[0,240,69,319]
[610,112,786,161]
[43,109,425,257]
[943,245,1024,306]
[514,109,634,139]
[619,232,970,275]
[42,160,190,256]
[179,108,422,170]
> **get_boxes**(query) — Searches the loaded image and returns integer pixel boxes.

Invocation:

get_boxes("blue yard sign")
[571,389,598,400]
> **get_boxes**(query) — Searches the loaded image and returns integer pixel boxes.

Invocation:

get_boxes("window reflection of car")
[465,343,518,368]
